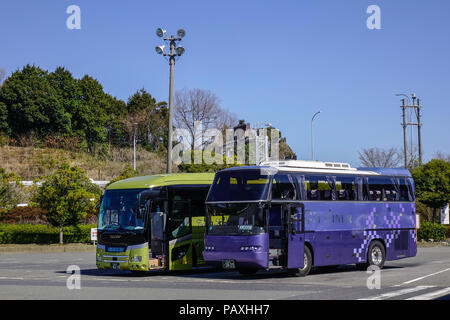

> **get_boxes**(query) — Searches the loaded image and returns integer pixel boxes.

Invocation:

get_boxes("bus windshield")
[98,189,147,231]
[206,203,266,235]
[206,170,271,202]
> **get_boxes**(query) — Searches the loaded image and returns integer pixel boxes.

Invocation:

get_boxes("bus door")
[168,200,193,270]
[286,203,305,269]
[149,200,167,269]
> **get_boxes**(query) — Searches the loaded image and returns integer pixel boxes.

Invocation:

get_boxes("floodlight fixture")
[156,28,166,38]
[177,29,186,39]
[176,46,185,56]
[155,45,165,55]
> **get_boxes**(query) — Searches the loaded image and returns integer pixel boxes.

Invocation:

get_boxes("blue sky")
[1,0,449,167]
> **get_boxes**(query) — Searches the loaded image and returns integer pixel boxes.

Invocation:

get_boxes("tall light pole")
[155,28,186,173]
[311,111,321,161]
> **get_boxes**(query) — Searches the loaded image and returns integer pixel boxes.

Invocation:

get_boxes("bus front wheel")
[287,246,312,277]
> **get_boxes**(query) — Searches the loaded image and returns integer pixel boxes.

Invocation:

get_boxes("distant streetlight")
[133,122,138,171]
[155,28,186,174]
[311,111,321,161]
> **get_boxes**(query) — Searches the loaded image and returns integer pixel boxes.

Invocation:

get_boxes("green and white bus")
[96,173,215,272]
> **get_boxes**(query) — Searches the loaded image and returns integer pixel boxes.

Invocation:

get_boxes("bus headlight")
[240,246,261,251]
[130,256,142,263]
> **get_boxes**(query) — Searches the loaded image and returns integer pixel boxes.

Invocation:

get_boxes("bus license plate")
[111,263,120,270]
[222,260,236,270]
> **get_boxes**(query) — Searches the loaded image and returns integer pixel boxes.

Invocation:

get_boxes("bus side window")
[335,176,356,201]
[305,176,320,201]
[305,175,333,201]
[368,177,382,201]
[271,174,298,200]
[399,178,413,201]
[169,200,191,240]
[369,177,402,202]
[320,177,334,201]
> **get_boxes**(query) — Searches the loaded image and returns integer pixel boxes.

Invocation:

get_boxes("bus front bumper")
[203,234,269,270]
[96,243,150,271]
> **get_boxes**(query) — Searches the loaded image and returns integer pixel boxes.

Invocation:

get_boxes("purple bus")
[203,160,417,276]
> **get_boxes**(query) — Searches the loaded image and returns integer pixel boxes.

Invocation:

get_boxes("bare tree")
[434,152,450,163]
[174,88,237,150]
[121,108,148,145]
[215,108,238,132]
[397,144,421,169]
[358,147,401,168]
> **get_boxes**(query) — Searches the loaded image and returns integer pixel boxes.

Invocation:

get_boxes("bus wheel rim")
[371,246,382,265]
[301,252,308,270]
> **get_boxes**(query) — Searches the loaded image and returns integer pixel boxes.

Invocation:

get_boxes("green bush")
[0,224,96,244]
[418,221,448,241]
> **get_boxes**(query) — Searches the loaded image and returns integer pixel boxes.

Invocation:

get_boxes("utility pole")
[401,99,408,168]
[416,98,423,165]
[396,93,423,168]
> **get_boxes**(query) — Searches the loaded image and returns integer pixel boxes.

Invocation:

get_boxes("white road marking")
[0,276,24,280]
[406,287,450,300]
[359,286,435,300]
[400,268,450,285]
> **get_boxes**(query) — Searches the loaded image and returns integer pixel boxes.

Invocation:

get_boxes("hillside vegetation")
[0,145,166,181]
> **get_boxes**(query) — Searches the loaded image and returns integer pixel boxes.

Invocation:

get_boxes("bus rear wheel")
[287,246,312,277]
[357,240,386,270]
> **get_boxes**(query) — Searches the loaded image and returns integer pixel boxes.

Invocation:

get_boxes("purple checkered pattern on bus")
[352,208,379,262]
[383,207,401,248]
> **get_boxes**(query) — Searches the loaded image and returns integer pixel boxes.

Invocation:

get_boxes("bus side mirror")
[95,195,104,216]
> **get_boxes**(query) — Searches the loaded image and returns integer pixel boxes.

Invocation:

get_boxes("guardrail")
[9,179,110,208]
[11,179,110,188]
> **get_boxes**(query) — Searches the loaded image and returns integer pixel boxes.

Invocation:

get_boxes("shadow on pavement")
[54,264,405,281]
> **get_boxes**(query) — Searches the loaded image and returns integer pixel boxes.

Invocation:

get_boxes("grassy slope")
[0,146,167,181]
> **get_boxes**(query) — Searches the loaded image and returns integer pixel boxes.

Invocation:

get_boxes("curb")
[0,244,97,254]
[417,242,450,248]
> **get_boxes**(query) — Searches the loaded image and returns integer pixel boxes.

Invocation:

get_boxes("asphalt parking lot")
[0,246,449,300]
